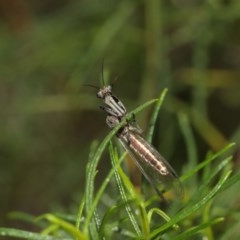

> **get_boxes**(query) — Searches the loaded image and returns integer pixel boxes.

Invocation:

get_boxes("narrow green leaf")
[146,88,168,142]
[220,169,240,193]
[109,142,141,236]
[75,195,85,231]
[37,214,87,240]
[84,141,99,238]
[151,170,231,238]
[181,143,235,182]
[147,208,179,231]
[187,157,231,205]
[8,212,42,227]
[0,228,57,240]
[174,217,224,240]
[178,112,198,170]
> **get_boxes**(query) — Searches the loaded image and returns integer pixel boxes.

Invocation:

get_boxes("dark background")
[0,0,240,230]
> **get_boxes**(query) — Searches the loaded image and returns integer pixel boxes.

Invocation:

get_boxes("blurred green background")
[0,0,240,231]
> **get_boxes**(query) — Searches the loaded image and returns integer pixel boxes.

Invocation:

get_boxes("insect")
[97,85,183,201]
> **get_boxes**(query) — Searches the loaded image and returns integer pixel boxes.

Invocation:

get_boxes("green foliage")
[1,90,240,239]
[1,0,240,239]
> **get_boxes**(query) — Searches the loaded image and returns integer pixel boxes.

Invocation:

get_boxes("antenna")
[83,84,99,89]
[101,59,105,86]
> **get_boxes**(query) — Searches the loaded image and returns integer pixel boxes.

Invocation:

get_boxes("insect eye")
[96,91,103,98]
